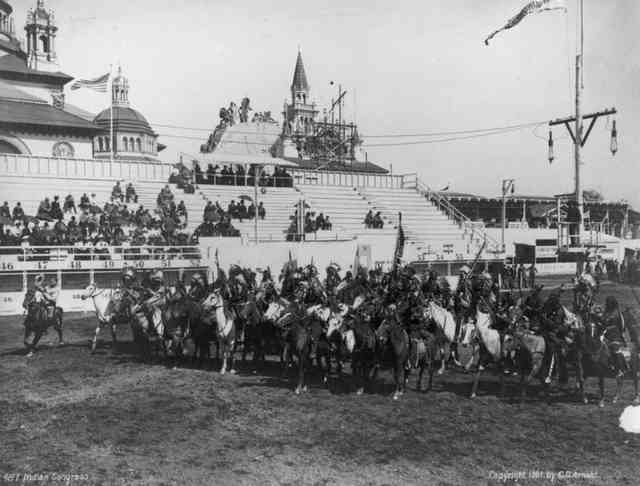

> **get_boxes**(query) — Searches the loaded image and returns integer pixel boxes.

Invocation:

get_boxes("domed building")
[93,68,164,161]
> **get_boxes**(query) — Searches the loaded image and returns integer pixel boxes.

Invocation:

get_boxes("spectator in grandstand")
[247,202,256,219]
[237,200,247,221]
[0,201,10,220]
[315,213,325,231]
[125,183,137,203]
[373,212,384,229]
[235,165,245,185]
[364,210,374,229]
[206,164,216,185]
[258,202,266,220]
[193,161,203,184]
[322,215,332,231]
[12,202,24,222]
[63,194,76,215]
[304,212,316,233]
[50,196,63,221]
[112,181,123,201]
[177,200,187,218]
[37,197,52,221]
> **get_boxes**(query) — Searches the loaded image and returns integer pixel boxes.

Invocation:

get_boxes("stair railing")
[402,173,503,255]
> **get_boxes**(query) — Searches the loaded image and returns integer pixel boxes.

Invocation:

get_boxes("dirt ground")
[2,282,640,485]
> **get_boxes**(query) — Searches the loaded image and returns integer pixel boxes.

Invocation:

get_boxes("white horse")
[81,283,125,354]
[425,301,460,375]
[461,309,505,399]
[203,290,236,375]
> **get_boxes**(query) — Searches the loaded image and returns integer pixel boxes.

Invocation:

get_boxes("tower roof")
[291,50,309,92]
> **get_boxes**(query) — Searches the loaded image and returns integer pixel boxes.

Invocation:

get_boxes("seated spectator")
[125,183,137,203]
[221,165,231,185]
[304,212,316,233]
[373,212,384,229]
[364,210,374,229]
[258,202,266,220]
[112,181,123,201]
[177,200,187,218]
[12,202,24,222]
[237,200,247,221]
[322,215,332,231]
[51,196,63,221]
[63,194,76,214]
[315,213,325,231]
[37,197,52,220]
[0,201,10,219]
[79,193,90,211]
[247,202,256,219]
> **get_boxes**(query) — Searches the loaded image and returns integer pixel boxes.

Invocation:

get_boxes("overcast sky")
[14,0,639,206]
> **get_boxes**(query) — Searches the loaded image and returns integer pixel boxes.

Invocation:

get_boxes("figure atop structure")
[25,0,59,72]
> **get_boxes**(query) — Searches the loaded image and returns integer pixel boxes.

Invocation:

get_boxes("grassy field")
[1,282,640,485]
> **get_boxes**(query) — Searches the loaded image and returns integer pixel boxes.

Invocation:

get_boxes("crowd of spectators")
[286,210,332,241]
[364,210,384,229]
[193,163,293,188]
[0,182,195,248]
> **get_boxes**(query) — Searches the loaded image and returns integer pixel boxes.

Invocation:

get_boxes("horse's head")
[202,290,224,311]
[264,299,285,322]
[81,283,99,300]
[375,319,392,345]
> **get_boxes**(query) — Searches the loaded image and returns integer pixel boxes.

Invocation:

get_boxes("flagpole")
[574,0,584,245]
[110,64,114,165]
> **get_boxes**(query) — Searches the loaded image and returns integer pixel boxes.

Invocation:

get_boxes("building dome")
[94,106,156,137]
[0,1,13,16]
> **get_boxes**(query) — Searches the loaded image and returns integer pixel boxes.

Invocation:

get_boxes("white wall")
[12,131,94,158]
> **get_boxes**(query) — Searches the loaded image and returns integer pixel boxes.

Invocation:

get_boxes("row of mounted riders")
[21,265,640,404]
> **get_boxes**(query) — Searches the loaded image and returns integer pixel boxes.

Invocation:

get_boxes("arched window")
[105,137,110,151]
[129,137,135,151]
[39,34,49,53]
[136,138,142,152]
[123,137,128,151]
[98,137,104,152]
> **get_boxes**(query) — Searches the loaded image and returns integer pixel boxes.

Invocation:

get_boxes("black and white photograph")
[0,0,639,484]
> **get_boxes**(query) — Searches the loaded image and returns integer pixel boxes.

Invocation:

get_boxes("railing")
[290,168,404,188]
[402,173,503,255]
[0,153,172,182]
[0,245,203,272]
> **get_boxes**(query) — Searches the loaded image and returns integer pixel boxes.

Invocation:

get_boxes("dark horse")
[22,290,63,356]
[375,315,410,400]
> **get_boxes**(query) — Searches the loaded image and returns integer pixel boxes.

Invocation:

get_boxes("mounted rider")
[540,293,569,383]
[141,270,167,335]
[29,274,60,320]
[188,272,209,302]
[601,296,629,376]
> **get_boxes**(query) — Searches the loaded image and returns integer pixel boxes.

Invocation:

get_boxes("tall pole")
[110,65,114,164]
[254,165,259,243]
[574,0,584,245]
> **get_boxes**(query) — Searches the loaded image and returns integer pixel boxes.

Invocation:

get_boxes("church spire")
[291,50,309,93]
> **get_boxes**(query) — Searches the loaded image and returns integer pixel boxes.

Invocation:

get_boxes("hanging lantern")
[548,130,555,164]
[511,181,515,195]
[610,120,618,156]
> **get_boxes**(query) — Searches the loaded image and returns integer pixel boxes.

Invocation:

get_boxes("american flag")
[485,0,566,46]
[70,73,110,92]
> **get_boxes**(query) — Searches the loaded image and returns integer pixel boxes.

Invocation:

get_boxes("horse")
[502,310,548,402]
[81,283,130,354]
[375,317,410,400]
[202,290,236,375]
[461,309,506,399]
[22,290,63,357]
[424,301,459,375]
[264,298,312,394]
[128,291,167,362]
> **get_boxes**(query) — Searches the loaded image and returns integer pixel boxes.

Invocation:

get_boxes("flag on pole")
[70,73,110,92]
[485,0,567,46]
[392,213,405,274]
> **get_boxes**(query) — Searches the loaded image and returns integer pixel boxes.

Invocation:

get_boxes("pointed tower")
[25,0,59,72]
[283,50,318,140]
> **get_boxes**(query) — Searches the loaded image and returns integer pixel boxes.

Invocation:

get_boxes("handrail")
[402,174,503,254]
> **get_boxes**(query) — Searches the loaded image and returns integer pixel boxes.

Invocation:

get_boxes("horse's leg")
[111,323,118,346]
[470,368,481,399]
[392,358,403,400]
[437,346,446,376]
[55,314,64,345]
[576,352,587,404]
[499,361,506,399]
[220,340,228,375]
[91,324,102,354]
[23,324,32,350]
[598,366,606,408]
[295,347,307,395]
[27,331,44,357]
[416,361,424,392]
[229,339,236,374]
[633,351,640,405]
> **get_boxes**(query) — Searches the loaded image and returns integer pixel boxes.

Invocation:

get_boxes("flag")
[392,214,405,273]
[485,0,566,46]
[70,73,110,92]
